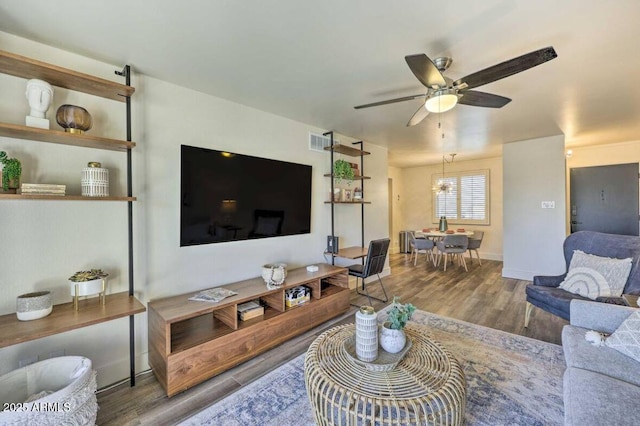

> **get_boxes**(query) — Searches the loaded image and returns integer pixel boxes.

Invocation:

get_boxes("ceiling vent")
[309,132,337,152]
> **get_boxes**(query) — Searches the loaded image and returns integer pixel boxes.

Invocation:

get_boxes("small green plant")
[69,269,108,282]
[0,151,22,191]
[333,159,355,184]
[385,296,416,330]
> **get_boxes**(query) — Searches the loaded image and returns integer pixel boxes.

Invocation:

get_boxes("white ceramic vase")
[379,322,406,354]
[355,306,378,362]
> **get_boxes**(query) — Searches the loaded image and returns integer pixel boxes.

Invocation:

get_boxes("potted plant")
[333,159,355,184]
[69,269,109,309]
[380,296,416,353]
[0,151,22,191]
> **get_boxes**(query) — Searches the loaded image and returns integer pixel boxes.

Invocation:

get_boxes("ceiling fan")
[354,46,557,126]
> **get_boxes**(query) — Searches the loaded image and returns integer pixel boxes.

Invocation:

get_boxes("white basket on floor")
[0,356,97,425]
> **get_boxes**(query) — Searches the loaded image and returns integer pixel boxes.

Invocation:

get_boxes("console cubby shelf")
[148,263,350,396]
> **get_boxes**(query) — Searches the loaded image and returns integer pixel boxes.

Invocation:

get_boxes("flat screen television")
[181,145,313,246]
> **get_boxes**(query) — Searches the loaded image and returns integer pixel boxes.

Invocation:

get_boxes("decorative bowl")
[56,104,92,134]
[16,291,52,321]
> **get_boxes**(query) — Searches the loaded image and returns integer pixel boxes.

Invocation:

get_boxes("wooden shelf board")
[0,194,136,201]
[0,49,134,102]
[237,306,281,331]
[0,292,145,349]
[323,173,371,180]
[0,123,135,151]
[171,313,235,353]
[324,200,371,204]
[324,144,371,157]
[326,246,369,259]
[321,284,350,298]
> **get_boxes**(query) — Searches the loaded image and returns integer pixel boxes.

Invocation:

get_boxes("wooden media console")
[147,264,349,396]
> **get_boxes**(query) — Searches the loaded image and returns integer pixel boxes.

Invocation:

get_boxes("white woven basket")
[0,356,97,425]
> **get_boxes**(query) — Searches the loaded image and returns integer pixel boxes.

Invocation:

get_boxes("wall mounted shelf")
[0,49,142,386]
[0,49,134,101]
[324,133,371,264]
[0,292,145,349]
[0,123,135,151]
[0,194,136,201]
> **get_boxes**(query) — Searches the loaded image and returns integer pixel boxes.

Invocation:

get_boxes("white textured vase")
[355,306,378,362]
[16,291,52,321]
[379,323,406,354]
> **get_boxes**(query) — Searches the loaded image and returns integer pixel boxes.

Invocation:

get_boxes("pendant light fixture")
[431,105,456,231]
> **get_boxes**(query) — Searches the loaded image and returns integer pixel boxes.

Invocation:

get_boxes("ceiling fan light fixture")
[425,91,458,113]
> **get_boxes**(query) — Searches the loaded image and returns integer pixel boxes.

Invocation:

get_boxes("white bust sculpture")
[25,79,53,129]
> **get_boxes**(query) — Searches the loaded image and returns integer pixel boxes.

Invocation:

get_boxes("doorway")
[570,163,639,235]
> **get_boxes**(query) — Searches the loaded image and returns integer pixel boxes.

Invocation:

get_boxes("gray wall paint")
[503,135,567,280]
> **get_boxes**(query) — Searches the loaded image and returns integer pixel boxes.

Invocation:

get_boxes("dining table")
[415,229,474,239]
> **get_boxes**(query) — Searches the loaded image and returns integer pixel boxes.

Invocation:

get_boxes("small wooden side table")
[304,323,466,425]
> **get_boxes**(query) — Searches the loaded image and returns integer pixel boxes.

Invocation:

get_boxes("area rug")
[179,310,565,425]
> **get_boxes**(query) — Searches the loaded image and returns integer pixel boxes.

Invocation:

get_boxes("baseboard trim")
[501,268,535,281]
[96,351,149,390]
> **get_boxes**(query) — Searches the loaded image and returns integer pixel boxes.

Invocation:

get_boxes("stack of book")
[237,300,264,321]
[18,183,66,196]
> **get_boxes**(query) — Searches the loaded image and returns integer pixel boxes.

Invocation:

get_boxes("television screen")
[180,145,312,246]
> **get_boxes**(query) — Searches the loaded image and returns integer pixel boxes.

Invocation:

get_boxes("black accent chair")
[248,209,284,238]
[348,238,390,306]
[525,231,640,327]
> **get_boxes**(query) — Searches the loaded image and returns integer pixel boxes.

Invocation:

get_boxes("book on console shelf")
[237,300,265,321]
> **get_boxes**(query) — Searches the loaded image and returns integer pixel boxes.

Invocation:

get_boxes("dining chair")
[467,230,484,265]
[436,235,469,272]
[348,238,390,306]
[409,232,435,266]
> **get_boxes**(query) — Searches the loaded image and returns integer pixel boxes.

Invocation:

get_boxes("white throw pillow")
[558,250,632,300]
[605,311,640,363]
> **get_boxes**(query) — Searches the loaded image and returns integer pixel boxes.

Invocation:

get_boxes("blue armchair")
[524,231,640,327]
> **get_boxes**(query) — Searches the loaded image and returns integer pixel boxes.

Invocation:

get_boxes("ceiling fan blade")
[454,46,557,90]
[354,93,426,109]
[458,90,511,108]
[405,54,447,88]
[406,105,429,127]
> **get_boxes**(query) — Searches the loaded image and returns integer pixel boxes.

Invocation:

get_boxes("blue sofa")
[525,231,640,326]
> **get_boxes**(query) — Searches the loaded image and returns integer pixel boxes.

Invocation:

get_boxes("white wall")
[387,166,403,254]
[0,32,389,387]
[398,156,503,261]
[503,135,566,280]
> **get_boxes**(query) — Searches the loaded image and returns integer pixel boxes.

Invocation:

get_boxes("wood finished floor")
[96,253,567,425]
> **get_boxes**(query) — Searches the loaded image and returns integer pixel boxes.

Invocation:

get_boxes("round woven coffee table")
[304,323,466,425]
